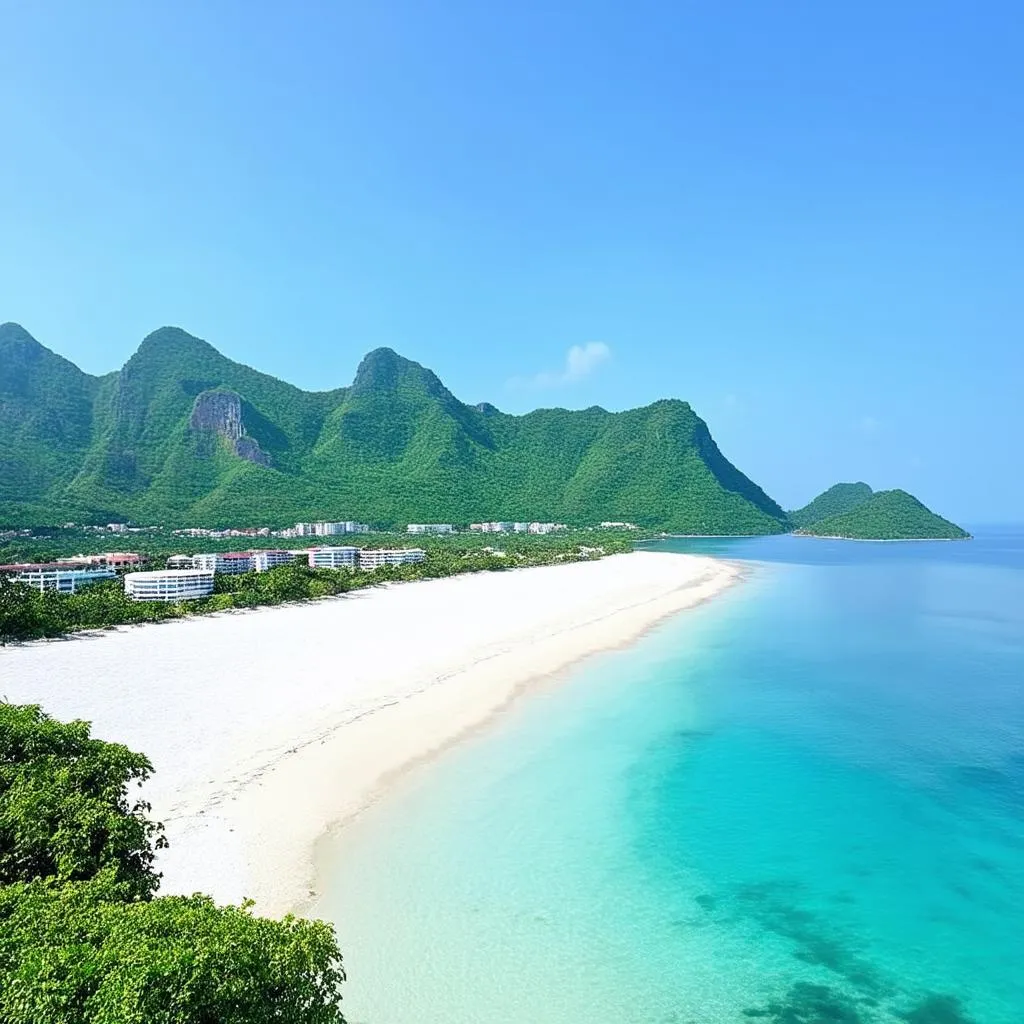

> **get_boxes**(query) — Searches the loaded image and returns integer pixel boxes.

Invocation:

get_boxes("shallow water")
[317,529,1024,1023]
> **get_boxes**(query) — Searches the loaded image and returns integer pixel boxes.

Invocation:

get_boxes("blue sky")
[1,2,1021,520]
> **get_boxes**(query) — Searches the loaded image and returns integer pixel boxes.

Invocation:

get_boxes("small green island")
[790,484,970,541]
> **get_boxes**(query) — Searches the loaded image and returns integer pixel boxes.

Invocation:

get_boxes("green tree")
[0,703,348,1022]
[0,576,42,642]
[0,704,164,899]
[0,880,346,1024]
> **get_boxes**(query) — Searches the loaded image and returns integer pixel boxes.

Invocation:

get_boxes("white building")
[600,521,638,530]
[529,522,567,534]
[192,552,253,575]
[469,522,514,534]
[294,521,370,537]
[70,552,144,569]
[1,563,117,594]
[250,549,296,572]
[406,524,454,535]
[358,548,426,571]
[307,546,359,569]
[166,554,195,570]
[124,570,215,602]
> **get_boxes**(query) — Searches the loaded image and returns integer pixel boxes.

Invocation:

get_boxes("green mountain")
[0,323,789,533]
[789,481,874,528]
[795,488,969,540]
[0,323,106,517]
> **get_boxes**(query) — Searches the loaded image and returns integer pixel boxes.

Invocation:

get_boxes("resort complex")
[123,570,215,603]
[0,550,146,593]
[306,546,426,571]
[192,552,256,575]
[114,546,428,602]
[307,546,359,569]
[0,562,118,593]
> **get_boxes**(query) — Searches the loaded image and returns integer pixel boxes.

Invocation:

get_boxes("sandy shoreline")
[0,551,738,916]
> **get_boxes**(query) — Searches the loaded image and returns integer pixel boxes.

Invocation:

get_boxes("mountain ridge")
[0,322,790,532]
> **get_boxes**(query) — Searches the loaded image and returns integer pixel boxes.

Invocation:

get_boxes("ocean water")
[317,529,1024,1024]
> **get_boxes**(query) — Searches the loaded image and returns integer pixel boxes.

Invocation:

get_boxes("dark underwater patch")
[740,981,865,1023]
[695,893,718,911]
[733,880,890,999]
[898,994,977,1024]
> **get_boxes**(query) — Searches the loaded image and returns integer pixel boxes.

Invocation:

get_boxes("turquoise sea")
[317,529,1024,1024]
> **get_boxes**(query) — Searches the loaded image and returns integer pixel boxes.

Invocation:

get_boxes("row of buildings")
[121,546,428,602]
[1,544,426,600]
[469,522,567,535]
[162,546,425,575]
[408,522,568,535]
[287,521,370,538]
[0,552,146,594]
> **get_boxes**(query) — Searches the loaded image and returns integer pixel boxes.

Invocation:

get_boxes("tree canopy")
[0,702,347,1023]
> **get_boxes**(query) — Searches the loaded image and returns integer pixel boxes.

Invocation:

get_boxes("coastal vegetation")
[0,534,633,644]
[795,489,969,540]
[0,703,347,1023]
[0,323,788,535]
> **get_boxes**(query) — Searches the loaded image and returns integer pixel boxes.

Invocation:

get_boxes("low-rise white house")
[124,570,215,602]
[250,549,296,572]
[470,522,514,534]
[0,563,117,594]
[192,552,253,575]
[406,524,454,535]
[166,554,195,570]
[307,546,359,569]
[358,548,426,571]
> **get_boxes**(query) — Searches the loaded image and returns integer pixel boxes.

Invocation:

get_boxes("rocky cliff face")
[189,390,270,466]
[190,390,244,441]
[233,435,271,467]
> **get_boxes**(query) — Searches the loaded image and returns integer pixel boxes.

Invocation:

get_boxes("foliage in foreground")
[0,703,347,1023]
[0,704,162,898]
[0,881,345,1024]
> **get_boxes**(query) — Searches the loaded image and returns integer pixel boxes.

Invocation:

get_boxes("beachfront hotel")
[192,552,253,575]
[406,524,454,534]
[250,549,296,572]
[0,563,117,594]
[307,546,360,569]
[358,548,426,571]
[124,569,215,602]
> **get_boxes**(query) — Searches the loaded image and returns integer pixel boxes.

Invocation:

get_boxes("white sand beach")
[0,551,737,917]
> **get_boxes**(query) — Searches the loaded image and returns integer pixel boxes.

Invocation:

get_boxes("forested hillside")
[0,324,788,534]
[796,488,969,540]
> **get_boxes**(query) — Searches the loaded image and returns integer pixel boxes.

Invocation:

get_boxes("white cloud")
[513,342,612,389]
